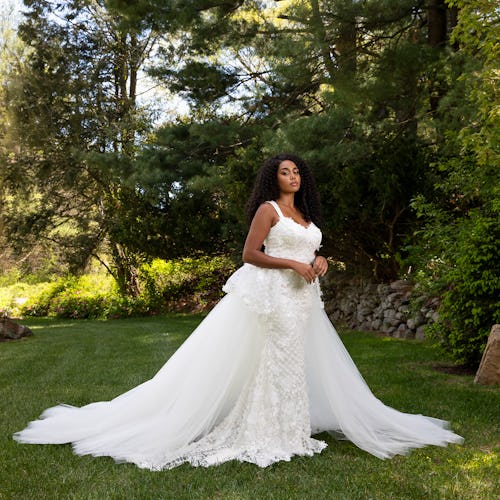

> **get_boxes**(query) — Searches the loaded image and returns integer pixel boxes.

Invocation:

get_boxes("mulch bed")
[432,363,477,376]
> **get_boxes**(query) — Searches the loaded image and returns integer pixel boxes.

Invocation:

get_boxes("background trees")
[406,0,500,365]
[1,0,498,364]
[1,0,159,294]
[138,0,466,279]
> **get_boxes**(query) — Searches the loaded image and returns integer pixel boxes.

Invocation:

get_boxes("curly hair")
[246,153,322,227]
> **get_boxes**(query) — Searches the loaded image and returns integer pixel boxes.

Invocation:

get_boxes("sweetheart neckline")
[274,216,313,230]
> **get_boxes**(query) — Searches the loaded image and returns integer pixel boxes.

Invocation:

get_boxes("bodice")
[222,201,323,316]
[263,201,322,264]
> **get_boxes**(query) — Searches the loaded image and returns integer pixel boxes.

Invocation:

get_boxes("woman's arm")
[242,204,317,283]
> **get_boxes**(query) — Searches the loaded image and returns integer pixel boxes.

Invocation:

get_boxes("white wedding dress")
[14,201,463,469]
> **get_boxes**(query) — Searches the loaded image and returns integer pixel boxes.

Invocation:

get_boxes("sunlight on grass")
[460,449,498,471]
[24,322,78,330]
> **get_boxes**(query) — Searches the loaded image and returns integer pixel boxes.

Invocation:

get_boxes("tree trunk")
[428,0,449,112]
[449,6,459,50]
[428,0,447,47]
[309,0,337,80]
[113,242,141,297]
[334,0,357,78]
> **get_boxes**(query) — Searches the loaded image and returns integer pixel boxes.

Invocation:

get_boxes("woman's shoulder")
[256,201,277,215]
[252,201,279,225]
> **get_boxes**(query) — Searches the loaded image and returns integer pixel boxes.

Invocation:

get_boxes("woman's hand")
[292,262,317,284]
[312,256,328,277]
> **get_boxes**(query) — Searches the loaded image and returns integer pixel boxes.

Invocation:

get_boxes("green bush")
[425,215,500,366]
[0,281,53,317]
[19,275,117,319]
[139,256,235,308]
[408,209,500,366]
[0,256,236,319]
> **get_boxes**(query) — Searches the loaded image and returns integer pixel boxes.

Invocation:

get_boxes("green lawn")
[1,316,498,500]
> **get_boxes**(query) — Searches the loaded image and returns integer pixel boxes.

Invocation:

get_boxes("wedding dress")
[14,201,463,469]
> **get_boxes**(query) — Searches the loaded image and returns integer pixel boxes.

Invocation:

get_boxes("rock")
[387,292,401,304]
[377,284,390,295]
[474,325,500,386]
[0,317,33,341]
[395,323,408,338]
[323,275,440,340]
[390,317,400,327]
[425,296,441,309]
[356,312,367,323]
[407,314,424,330]
[390,280,413,293]
[415,325,426,341]
[324,303,336,316]
[361,321,372,331]
[404,329,415,340]
[414,311,426,327]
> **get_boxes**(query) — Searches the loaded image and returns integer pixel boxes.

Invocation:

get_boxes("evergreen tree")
[2,0,158,294]
[407,0,500,365]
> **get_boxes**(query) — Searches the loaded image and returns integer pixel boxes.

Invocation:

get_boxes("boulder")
[389,280,413,293]
[407,318,417,330]
[474,325,500,386]
[0,317,33,341]
[415,325,426,341]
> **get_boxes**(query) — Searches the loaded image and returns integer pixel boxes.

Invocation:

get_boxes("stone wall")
[322,274,440,340]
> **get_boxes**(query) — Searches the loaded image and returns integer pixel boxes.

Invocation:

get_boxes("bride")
[14,153,463,469]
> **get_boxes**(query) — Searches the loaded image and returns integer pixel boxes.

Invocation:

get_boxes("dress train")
[14,201,463,469]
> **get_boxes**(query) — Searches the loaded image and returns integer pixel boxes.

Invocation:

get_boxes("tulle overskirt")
[14,293,463,469]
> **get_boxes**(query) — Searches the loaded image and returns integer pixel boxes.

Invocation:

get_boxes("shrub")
[408,210,500,366]
[0,255,236,319]
[20,275,117,319]
[425,215,500,366]
[139,256,235,309]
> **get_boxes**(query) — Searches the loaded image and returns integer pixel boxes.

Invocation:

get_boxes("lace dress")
[13,201,463,469]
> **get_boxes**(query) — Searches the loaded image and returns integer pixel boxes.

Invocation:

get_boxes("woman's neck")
[276,194,295,208]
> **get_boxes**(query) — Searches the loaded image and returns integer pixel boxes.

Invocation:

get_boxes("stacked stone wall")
[322,274,440,340]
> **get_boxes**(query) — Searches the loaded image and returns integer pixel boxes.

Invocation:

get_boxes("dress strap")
[266,200,284,218]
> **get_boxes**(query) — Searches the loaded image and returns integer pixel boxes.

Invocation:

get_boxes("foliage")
[1,0,499,364]
[0,256,235,319]
[140,256,235,307]
[135,0,464,279]
[130,120,259,258]
[411,212,500,365]
[405,0,500,365]
[1,0,158,295]
[3,0,490,282]
[2,319,497,498]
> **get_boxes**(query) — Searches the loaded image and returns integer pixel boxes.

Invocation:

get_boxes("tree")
[407,0,500,365]
[1,0,158,294]
[135,0,464,279]
[0,0,35,277]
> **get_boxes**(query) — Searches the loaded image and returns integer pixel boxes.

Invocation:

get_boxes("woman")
[14,153,463,469]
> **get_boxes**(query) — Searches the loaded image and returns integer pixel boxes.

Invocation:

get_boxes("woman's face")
[277,160,301,195]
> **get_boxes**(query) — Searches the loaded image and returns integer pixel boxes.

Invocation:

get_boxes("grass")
[1,315,498,500]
